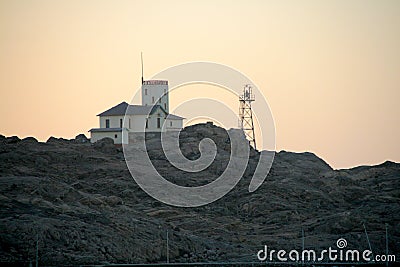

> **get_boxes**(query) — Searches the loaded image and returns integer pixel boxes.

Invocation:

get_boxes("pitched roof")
[97,102,129,116]
[167,114,185,120]
[97,101,185,119]
[97,102,165,116]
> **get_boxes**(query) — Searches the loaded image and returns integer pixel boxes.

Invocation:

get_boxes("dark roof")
[167,114,185,120]
[97,102,129,116]
[89,128,126,133]
[97,101,184,119]
[97,102,166,116]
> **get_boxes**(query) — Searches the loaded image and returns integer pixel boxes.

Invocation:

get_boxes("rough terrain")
[0,123,399,266]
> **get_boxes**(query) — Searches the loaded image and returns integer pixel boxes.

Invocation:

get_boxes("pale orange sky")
[1,0,399,169]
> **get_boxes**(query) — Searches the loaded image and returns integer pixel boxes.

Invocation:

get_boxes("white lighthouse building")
[89,79,184,144]
[142,80,169,112]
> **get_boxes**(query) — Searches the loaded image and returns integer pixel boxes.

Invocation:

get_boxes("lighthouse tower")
[141,80,169,113]
[140,53,169,112]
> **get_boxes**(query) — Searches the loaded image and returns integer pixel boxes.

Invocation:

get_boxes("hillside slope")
[0,124,399,265]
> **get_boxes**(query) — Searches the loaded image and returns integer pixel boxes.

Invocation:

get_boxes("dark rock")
[93,137,117,154]
[6,136,20,144]
[74,134,89,143]
[94,137,114,145]
[34,156,49,167]
[21,137,38,143]
[46,136,70,144]
[0,124,399,266]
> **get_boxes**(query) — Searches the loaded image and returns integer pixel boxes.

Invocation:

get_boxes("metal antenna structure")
[141,52,144,85]
[239,84,256,150]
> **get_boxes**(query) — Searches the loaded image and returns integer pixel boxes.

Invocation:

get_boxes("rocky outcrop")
[74,134,90,143]
[0,123,399,266]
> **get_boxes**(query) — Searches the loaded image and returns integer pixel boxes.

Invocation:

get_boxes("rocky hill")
[0,123,399,266]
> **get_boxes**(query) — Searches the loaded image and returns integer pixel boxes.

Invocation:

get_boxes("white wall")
[99,115,124,128]
[166,119,183,131]
[124,114,167,132]
[142,81,169,113]
[99,114,170,133]
[97,105,183,138]
[90,129,128,144]
[120,105,170,132]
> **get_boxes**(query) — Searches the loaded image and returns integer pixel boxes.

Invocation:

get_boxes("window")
[145,89,147,95]
[129,118,131,128]
[164,103,167,110]
[114,134,117,138]
[145,118,148,129]
[120,118,123,128]
[152,96,154,103]
[157,118,161,128]
[170,121,172,127]
[105,119,110,128]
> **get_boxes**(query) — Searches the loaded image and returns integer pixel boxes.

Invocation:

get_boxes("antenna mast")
[141,52,144,84]
[239,84,256,150]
